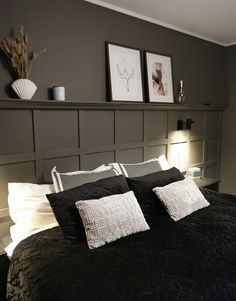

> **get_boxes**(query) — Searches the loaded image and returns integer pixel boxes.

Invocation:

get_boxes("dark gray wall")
[220,46,236,194]
[0,0,225,104]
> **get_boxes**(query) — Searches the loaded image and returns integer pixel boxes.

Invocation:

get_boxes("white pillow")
[6,222,58,257]
[109,156,169,177]
[76,191,150,249]
[153,177,210,221]
[8,183,58,229]
[52,165,118,192]
[9,222,57,245]
[158,155,170,170]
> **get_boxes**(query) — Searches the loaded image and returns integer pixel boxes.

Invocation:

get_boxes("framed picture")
[106,42,144,102]
[145,51,174,103]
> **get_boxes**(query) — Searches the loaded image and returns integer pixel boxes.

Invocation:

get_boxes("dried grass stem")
[0,26,46,79]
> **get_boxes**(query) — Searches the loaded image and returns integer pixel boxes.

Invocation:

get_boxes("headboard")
[0,100,224,220]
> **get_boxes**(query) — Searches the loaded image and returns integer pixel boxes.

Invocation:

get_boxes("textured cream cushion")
[153,178,210,221]
[76,191,150,249]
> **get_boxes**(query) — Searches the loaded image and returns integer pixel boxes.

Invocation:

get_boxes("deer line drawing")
[117,64,135,92]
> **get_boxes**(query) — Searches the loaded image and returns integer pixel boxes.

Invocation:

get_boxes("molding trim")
[85,0,234,47]
[0,208,9,219]
[0,100,226,111]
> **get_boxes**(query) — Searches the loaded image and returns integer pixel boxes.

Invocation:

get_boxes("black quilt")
[7,189,236,301]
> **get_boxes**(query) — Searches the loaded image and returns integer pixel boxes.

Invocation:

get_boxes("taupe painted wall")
[0,0,225,104]
[220,46,236,194]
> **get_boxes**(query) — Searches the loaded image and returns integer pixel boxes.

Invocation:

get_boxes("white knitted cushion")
[76,191,150,249]
[153,177,210,221]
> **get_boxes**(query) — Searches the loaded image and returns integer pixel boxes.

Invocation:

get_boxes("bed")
[6,186,236,301]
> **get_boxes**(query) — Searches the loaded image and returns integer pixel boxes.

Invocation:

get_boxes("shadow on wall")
[0,52,17,98]
[220,46,236,195]
[220,105,236,195]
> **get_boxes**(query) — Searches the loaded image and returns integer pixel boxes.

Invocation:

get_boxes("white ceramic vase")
[11,79,37,100]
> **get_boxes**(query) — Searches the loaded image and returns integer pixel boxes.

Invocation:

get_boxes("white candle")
[53,86,65,101]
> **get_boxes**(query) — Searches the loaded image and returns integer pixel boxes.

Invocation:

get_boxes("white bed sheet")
[5,222,58,257]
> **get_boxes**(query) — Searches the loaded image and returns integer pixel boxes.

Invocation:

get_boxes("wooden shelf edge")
[0,99,226,111]
[194,177,220,188]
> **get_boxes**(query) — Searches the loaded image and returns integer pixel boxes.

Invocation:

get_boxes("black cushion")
[47,175,130,240]
[126,167,184,222]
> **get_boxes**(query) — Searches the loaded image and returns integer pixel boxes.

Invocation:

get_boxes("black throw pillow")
[47,175,130,240]
[126,167,184,222]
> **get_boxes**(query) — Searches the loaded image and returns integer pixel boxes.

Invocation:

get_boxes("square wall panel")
[0,162,35,209]
[117,148,143,163]
[43,156,79,183]
[205,164,218,178]
[0,110,34,155]
[206,138,219,161]
[0,219,13,238]
[116,111,143,144]
[168,129,188,144]
[188,112,204,137]
[168,111,204,140]
[144,145,166,161]
[169,142,188,171]
[189,140,203,165]
[144,111,167,140]
[81,152,115,170]
[80,110,114,147]
[206,112,220,135]
[34,110,79,151]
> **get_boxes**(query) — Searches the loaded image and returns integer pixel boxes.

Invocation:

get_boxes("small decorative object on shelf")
[12,78,37,100]
[186,167,201,179]
[52,86,65,101]
[175,80,185,104]
[0,26,46,100]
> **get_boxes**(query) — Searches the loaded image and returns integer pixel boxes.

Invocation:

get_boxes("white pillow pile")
[8,183,58,242]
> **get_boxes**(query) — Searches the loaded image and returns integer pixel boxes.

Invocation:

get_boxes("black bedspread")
[7,189,236,301]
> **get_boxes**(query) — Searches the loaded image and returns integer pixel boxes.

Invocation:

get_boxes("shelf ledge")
[0,99,226,111]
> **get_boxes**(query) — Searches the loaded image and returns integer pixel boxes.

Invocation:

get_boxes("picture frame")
[145,51,174,103]
[106,42,144,102]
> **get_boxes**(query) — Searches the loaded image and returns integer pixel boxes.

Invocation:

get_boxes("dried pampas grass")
[0,26,46,79]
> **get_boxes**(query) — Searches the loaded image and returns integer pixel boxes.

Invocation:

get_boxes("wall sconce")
[186,118,195,130]
[177,118,195,130]
[177,120,184,131]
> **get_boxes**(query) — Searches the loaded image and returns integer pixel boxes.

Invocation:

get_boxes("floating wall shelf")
[0,99,226,111]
